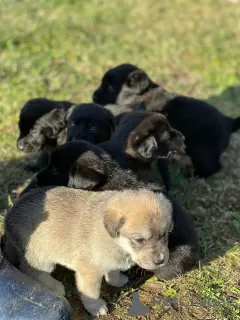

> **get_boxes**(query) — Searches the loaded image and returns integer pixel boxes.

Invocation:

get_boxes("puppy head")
[66,103,115,144]
[124,112,185,162]
[37,140,108,189]
[104,190,173,270]
[18,98,58,139]
[18,103,69,153]
[93,64,158,106]
[17,130,47,153]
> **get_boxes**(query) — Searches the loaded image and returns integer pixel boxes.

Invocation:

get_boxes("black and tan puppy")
[20,141,115,195]
[17,98,74,171]
[66,103,114,143]
[99,111,185,190]
[17,98,73,153]
[4,187,172,316]
[93,63,240,177]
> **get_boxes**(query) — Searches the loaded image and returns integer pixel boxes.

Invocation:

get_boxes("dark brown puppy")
[99,111,185,190]
[93,63,240,178]
[66,103,115,144]
[17,140,198,282]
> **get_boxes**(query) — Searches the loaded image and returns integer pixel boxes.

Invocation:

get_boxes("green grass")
[0,0,240,319]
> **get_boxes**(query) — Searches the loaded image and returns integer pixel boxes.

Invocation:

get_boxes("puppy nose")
[153,254,165,266]
[17,140,24,151]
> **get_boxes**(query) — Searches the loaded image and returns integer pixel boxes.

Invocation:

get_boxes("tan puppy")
[4,187,172,317]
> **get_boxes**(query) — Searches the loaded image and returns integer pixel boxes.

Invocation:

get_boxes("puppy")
[4,187,172,316]
[19,139,198,282]
[17,98,74,171]
[99,110,185,191]
[17,98,73,153]
[66,103,115,143]
[93,64,240,177]
[19,141,113,196]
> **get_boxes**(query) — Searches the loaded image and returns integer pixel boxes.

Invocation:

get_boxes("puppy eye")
[69,121,75,128]
[134,237,145,245]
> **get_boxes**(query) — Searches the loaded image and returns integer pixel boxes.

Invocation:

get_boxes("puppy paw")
[105,270,129,287]
[82,297,108,317]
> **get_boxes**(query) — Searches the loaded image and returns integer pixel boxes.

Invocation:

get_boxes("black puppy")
[93,63,240,178]
[17,98,74,170]
[19,140,198,281]
[99,111,185,191]
[66,103,115,144]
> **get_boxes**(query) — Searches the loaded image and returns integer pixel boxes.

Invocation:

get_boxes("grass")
[0,0,240,319]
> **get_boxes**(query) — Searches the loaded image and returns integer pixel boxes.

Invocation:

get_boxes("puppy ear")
[126,69,151,94]
[36,108,67,139]
[125,114,169,161]
[137,135,158,159]
[104,209,125,238]
[68,151,107,189]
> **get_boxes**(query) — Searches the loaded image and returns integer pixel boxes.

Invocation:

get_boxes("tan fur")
[123,112,185,163]
[10,187,172,317]
[125,113,168,160]
[116,85,179,111]
[144,87,180,112]
[104,103,132,116]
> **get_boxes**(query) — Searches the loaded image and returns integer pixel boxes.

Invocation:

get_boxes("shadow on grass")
[0,154,37,215]
[1,86,240,319]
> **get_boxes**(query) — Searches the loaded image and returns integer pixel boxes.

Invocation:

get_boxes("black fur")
[66,103,115,144]
[19,140,198,281]
[93,64,240,177]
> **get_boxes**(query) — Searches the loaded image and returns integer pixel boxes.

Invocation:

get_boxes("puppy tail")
[232,117,240,133]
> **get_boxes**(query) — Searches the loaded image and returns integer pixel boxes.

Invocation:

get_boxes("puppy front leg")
[75,265,108,317]
[105,270,128,287]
